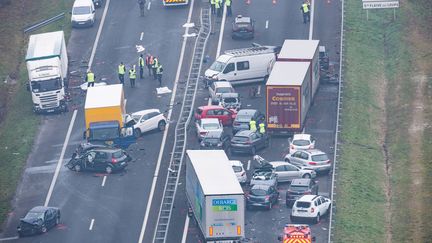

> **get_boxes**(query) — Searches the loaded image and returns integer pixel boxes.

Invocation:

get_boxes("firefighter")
[85,70,95,88]
[145,54,153,76]
[118,62,126,84]
[138,54,145,79]
[129,65,136,88]
[249,119,257,132]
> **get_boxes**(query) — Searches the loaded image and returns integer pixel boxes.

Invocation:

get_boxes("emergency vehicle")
[163,0,188,6]
[278,224,315,243]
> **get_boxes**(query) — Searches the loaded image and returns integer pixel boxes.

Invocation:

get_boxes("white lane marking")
[140,32,144,41]
[0,236,19,241]
[181,215,190,243]
[257,85,261,95]
[88,0,111,69]
[101,175,107,187]
[147,1,151,10]
[207,97,211,106]
[215,3,228,58]
[44,110,77,206]
[137,0,196,242]
[265,20,269,29]
[247,160,251,170]
[89,219,95,230]
[309,0,315,40]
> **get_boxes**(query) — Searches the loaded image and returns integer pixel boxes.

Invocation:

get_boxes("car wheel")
[251,146,256,155]
[158,121,166,131]
[41,226,47,233]
[302,173,311,179]
[134,128,142,138]
[315,213,320,224]
[105,166,113,174]
[74,164,81,172]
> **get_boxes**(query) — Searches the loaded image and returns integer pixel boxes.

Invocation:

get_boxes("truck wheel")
[158,121,166,131]
[74,164,81,172]
[134,128,142,138]
[105,166,113,174]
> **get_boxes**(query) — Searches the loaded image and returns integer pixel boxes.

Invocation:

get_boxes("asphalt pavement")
[0,0,341,242]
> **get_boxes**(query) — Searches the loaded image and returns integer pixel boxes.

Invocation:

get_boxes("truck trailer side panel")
[185,156,206,234]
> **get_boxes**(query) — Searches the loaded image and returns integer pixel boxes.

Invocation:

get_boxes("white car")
[285,149,331,172]
[208,81,235,104]
[290,195,331,224]
[230,160,247,184]
[195,118,223,140]
[268,161,316,182]
[288,134,315,154]
[126,109,167,137]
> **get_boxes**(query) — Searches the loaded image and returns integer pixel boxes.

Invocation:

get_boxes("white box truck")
[277,39,320,102]
[186,150,245,242]
[25,31,68,113]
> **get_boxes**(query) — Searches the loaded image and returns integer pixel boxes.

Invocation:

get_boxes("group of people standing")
[85,53,164,89]
[249,119,266,134]
[210,0,232,17]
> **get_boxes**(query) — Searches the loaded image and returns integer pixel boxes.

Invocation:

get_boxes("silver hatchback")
[284,149,332,172]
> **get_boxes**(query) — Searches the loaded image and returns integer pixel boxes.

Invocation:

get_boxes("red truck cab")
[278,224,315,243]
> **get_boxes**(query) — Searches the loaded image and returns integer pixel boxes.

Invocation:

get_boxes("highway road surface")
[0,0,341,242]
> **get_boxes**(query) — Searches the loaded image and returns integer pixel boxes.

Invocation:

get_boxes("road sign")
[362,0,399,9]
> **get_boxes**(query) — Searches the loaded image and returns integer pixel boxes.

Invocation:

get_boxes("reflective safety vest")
[87,72,95,82]
[211,0,216,4]
[259,123,265,133]
[156,64,163,74]
[139,57,145,67]
[225,0,231,6]
[129,69,136,79]
[249,120,257,132]
[118,64,126,74]
[152,58,159,68]
[215,0,220,8]
[302,3,309,13]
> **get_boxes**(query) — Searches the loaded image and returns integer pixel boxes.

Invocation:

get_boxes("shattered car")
[250,163,278,187]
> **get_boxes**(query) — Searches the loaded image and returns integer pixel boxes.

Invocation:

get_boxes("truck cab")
[278,224,315,242]
[84,121,135,149]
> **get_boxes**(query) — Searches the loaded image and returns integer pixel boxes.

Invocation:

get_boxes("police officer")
[259,122,265,134]
[138,54,145,79]
[215,0,221,17]
[249,119,257,132]
[146,54,153,76]
[300,1,310,24]
[118,62,126,84]
[129,65,137,88]
[156,63,163,87]
[152,57,159,80]
[85,70,95,88]
[225,0,232,17]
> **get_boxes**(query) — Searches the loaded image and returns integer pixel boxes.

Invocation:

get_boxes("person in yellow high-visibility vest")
[300,1,310,24]
[85,70,95,88]
[225,0,232,17]
[215,0,221,17]
[259,122,265,134]
[138,54,145,79]
[118,62,126,84]
[210,0,216,14]
[249,119,257,132]
[129,65,137,88]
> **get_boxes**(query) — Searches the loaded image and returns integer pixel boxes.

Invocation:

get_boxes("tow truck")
[278,224,315,243]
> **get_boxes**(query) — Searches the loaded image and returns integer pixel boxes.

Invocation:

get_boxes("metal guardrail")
[23,12,65,33]
[327,0,346,241]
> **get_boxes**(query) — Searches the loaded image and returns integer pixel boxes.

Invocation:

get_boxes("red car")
[195,106,237,126]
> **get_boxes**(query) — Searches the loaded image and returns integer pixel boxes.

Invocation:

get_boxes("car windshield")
[112,150,124,159]
[216,87,233,93]
[236,23,251,28]
[312,153,329,161]
[232,136,249,142]
[131,114,142,122]
[289,185,309,191]
[31,78,61,93]
[202,123,219,130]
[235,114,252,122]
[73,6,91,15]
[90,128,119,141]
[203,138,219,144]
[223,97,238,103]
[24,212,44,221]
[250,189,267,196]
[293,139,311,146]
[232,165,243,173]
[209,61,226,72]
[296,201,311,208]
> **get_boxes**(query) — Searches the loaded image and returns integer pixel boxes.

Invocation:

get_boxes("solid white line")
[257,85,261,95]
[44,110,77,207]
[147,1,151,10]
[247,160,251,170]
[88,0,111,69]
[0,236,19,241]
[89,219,95,230]
[181,215,190,243]
[137,0,195,242]
[207,97,211,106]
[308,0,315,40]
[215,3,228,58]
[140,32,144,41]
[101,175,107,187]
[265,20,269,29]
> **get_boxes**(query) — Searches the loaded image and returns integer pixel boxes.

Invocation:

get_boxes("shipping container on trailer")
[277,39,320,102]
[186,150,245,242]
[266,62,312,134]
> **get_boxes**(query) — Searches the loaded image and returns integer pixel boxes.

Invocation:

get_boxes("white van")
[71,0,95,28]
[205,45,277,85]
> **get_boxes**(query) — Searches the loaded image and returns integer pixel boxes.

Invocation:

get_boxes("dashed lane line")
[89,219,95,231]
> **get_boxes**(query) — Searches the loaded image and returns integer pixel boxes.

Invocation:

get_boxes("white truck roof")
[267,62,310,86]
[187,150,243,195]
[26,31,65,61]
[85,84,124,109]
[278,39,319,60]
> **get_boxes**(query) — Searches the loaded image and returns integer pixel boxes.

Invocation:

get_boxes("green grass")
[0,0,73,229]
